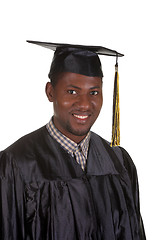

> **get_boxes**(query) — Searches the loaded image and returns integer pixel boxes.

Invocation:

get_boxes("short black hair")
[49,72,61,88]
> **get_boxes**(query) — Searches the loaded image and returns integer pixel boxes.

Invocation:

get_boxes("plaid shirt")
[46,118,90,170]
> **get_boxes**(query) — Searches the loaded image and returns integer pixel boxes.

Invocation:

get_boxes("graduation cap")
[27,40,124,146]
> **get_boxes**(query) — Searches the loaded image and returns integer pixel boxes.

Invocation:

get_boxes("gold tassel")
[110,59,120,147]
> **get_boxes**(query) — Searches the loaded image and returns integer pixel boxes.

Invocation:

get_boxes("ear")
[45,82,55,102]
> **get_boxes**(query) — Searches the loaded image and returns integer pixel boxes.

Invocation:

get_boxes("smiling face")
[46,72,103,143]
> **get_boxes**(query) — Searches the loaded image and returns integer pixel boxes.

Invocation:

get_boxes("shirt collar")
[46,117,91,158]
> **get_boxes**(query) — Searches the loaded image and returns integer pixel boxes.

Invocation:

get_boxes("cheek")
[93,96,103,112]
[57,98,73,108]
[54,96,73,115]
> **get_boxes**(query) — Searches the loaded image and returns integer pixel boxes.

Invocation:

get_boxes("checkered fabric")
[46,118,90,170]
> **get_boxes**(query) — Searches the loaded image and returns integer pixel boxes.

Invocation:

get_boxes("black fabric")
[0,127,146,240]
[49,47,103,79]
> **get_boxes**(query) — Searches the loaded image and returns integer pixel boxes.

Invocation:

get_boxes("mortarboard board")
[26,41,124,57]
[27,40,124,146]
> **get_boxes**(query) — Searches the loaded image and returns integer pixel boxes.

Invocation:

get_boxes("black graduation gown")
[0,126,146,240]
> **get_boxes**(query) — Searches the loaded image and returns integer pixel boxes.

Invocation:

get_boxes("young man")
[0,41,146,239]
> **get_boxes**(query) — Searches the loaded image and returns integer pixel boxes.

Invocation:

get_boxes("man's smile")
[73,114,89,120]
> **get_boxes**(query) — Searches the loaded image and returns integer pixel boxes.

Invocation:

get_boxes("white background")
[0,0,160,238]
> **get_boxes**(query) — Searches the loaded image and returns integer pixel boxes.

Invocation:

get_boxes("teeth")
[74,114,88,119]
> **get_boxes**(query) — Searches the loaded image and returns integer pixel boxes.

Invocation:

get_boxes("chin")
[69,127,91,137]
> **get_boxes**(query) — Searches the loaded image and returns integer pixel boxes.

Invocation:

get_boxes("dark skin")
[46,72,103,143]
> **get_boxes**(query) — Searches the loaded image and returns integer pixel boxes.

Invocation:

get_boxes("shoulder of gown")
[90,131,137,176]
[0,126,51,179]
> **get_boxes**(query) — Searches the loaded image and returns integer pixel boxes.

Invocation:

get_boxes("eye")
[68,90,77,95]
[90,91,99,96]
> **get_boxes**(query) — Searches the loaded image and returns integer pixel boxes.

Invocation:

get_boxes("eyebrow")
[90,86,101,90]
[67,85,81,90]
[67,85,101,90]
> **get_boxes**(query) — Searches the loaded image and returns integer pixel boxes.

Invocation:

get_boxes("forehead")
[56,72,102,88]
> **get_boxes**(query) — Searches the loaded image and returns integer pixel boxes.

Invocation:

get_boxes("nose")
[75,94,91,111]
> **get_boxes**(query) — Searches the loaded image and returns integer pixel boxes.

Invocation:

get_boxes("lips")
[73,114,89,120]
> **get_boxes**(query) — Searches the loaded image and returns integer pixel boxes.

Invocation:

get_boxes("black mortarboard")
[27,40,124,146]
[27,41,123,79]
